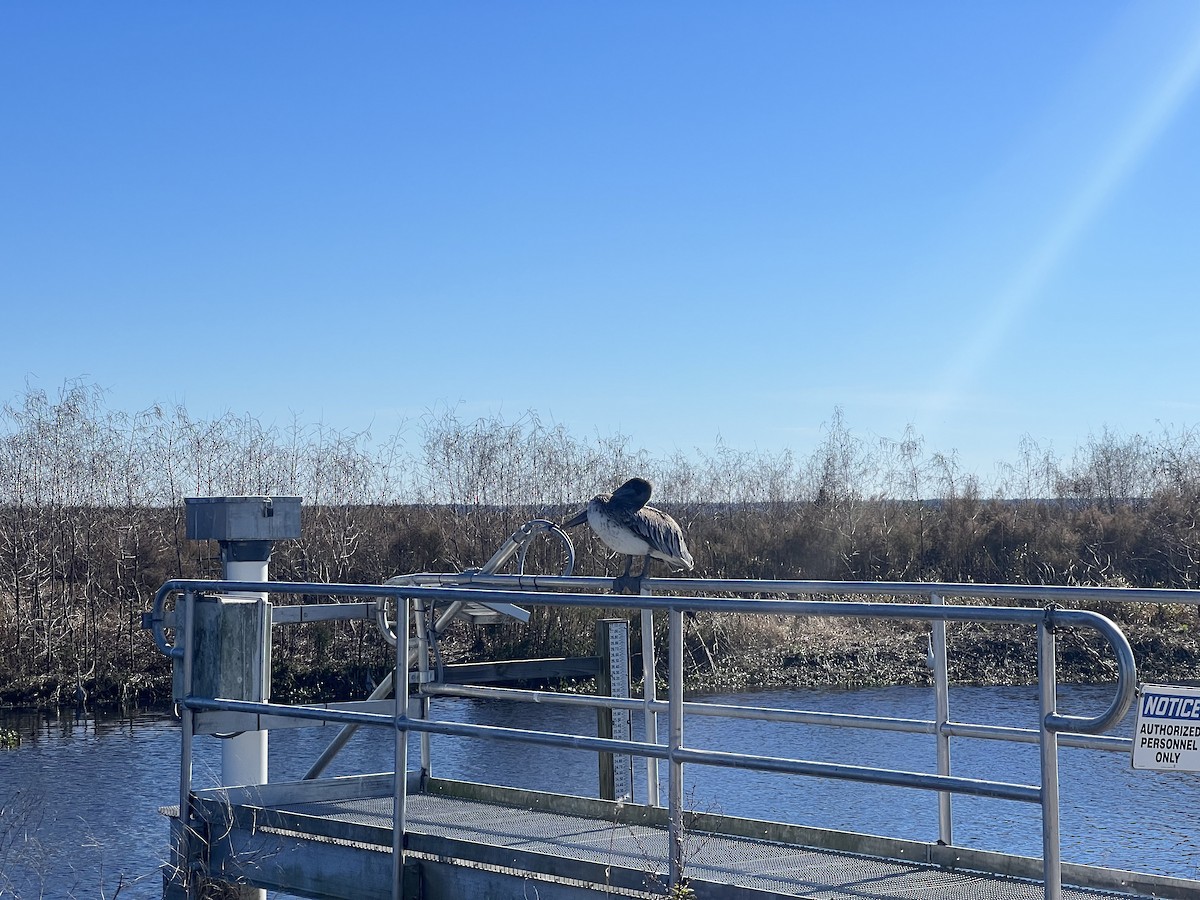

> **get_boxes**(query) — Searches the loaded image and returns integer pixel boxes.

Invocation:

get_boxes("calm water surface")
[1,683,1197,898]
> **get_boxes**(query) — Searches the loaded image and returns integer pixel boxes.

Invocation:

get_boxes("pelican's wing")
[632,505,694,570]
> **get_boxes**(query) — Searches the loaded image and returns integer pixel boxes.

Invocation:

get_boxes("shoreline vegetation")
[2,381,1199,709]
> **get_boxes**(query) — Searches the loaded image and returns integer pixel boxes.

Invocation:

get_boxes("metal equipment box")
[185,496,302,542]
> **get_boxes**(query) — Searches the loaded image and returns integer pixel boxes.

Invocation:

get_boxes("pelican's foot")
[613,574,644,595]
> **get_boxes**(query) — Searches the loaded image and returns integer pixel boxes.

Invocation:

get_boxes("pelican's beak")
[563,508,589,528]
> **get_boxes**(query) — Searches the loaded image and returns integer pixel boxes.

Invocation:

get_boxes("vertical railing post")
[930,591,953,845]
[1038,615,1062,900]
[392,594,410,900]
[177,589,196,898]
[640,595,661,807]
[667,606,685,891]
[414,598,432,783]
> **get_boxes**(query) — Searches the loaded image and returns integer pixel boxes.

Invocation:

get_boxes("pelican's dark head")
[563,477,654,528]
[610,477,652,511]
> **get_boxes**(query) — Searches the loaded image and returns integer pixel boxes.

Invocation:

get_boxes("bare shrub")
[2,382,1200,698]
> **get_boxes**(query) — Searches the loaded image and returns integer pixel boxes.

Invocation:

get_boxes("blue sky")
[3,2,1200,480]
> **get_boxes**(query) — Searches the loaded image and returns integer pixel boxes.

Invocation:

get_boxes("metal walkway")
[188,777,1178,900]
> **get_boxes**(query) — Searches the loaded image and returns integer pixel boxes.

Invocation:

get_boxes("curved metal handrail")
[148,576,1137,737]
[1043,605,1136,734]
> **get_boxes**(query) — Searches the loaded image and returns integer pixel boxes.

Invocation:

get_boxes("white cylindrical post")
[1038,620,1062,900]
[641,604,661,808]
[667,607,685,892]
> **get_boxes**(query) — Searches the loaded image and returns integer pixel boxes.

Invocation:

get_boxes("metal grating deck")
[267,792,1147,900]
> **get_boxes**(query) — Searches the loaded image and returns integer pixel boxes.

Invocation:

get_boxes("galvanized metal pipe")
[392,595,409,900]
[424,682,1137,756]
[386,572,1200,606]
[415,599,432,781]
[147,569,1192,658]
[668,746,1041,803]
[668,607,685,891]
[186,695,1047,802]
[942,721,1131,752]
[1038,619,1062,900]
[931,591,953,845]
[177,590,195,894]
[640,604,661,808]
[425,682,939,733]
[155,579,1138,735]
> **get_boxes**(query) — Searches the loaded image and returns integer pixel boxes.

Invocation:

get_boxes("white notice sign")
[1132,683,1200,771]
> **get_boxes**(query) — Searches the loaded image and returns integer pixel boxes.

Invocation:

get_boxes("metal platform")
[182,777,1189,900]
[149,568,1200,900]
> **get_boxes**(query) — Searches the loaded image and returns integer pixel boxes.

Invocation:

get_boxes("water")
[1,684,1197,899]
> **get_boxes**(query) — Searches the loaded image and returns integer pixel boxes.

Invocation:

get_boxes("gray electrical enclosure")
[185,496,302,543]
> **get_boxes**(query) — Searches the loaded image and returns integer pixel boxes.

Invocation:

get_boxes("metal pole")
[667,607,685,891]
[1038,619,1062,900]
[641,605,661,807]
[931,592,953,845]
[415,599,432,782]
[392,595,410,900]
[177,590,196,898]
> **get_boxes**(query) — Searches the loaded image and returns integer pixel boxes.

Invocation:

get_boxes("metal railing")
[146,571,1152,900]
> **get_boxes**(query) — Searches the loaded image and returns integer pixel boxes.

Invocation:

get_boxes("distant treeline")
[2,380,1200,704]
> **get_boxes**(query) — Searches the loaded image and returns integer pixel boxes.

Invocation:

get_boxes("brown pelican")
[564,477,694,593]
